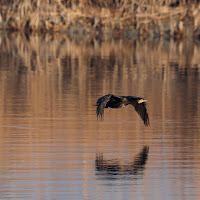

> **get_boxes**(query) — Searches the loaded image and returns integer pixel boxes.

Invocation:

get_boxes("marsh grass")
[0,0,200,34]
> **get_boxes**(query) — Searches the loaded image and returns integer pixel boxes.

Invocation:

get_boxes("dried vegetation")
[0,0,200,38]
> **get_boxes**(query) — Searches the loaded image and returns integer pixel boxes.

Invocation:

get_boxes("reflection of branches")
[95,146,149,178]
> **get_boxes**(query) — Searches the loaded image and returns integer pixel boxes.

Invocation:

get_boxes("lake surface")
[0,33,200,200]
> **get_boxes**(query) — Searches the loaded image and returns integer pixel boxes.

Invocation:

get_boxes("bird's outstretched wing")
[132,102,150,126]
[96,94,112,120]
[96,94,121,120]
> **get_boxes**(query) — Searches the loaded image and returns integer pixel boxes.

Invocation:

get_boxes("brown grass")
[0,0,200,33]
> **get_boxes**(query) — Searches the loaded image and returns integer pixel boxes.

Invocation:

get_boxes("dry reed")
[0,0,200,37]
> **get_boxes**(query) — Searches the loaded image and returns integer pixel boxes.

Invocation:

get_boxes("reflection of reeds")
[1,0,200,36]
[0,33,199,86]
[1,33,200,70]
[95,146,149,177]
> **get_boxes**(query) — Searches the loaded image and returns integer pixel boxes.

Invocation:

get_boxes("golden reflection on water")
[0,33,200,199]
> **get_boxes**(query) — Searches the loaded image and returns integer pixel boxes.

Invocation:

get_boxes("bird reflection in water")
[95,146,149,179]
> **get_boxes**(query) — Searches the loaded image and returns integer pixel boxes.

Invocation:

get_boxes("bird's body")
[96,94,150,126]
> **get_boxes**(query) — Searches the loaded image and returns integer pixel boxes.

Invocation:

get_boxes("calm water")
[0,33,200,199]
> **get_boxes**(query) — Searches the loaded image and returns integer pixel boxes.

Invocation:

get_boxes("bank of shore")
[0,0,200,40]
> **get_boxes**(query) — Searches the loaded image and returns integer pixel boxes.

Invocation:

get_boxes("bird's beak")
[138,99,147,104]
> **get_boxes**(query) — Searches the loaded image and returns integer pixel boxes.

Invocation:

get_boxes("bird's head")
[137,98,147,104]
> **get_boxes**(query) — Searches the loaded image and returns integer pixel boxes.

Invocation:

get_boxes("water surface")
[0,33,200,199]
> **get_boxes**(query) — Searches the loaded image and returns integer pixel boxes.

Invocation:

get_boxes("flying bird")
[96,94,150,126]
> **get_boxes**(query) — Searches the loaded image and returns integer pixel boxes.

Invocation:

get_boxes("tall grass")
[0,0,200,32]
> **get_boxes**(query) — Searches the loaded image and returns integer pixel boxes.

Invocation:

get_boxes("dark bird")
[96,94,150,126]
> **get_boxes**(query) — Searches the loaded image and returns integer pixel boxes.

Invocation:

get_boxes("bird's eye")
[138,99,143,104]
